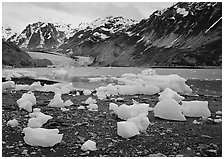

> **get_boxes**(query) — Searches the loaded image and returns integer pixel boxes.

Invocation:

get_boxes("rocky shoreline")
[2,78,222,157]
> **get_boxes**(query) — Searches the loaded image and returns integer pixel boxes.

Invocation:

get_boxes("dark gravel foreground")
[2,79,222,157]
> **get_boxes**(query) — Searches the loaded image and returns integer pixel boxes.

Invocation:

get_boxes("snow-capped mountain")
[60,2,222,67]
[8,22,77,51]
[59,16,138,54]
[2,26,18,41]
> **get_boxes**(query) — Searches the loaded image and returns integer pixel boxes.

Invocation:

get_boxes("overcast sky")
[2,2,174,33]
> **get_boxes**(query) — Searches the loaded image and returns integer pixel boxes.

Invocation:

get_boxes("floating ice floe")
[127,114,151,132]
[51,68,68,81]
[181,101,211,118]
[154,99,186,121]
[15,84,30,91]
[29,82,42,91]
[7,119,19,127]
[2,81,15,93]
[85,97,97,105]
[4,70,38,79]
[141,69,157,76]
[81,140,97,151]
[23,127,63,147]
[39,83,73,94]
[117,121,140,138]
[158,88,185,103]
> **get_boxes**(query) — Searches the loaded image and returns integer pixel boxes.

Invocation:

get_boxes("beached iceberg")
[17,92,36,106]
[85,97,97,105]
[2,81,15,93]
[23,127,63,147]
[154,99,186,121]
[116,103,149,120]
[83,90,92,96]
[17,92,36,112]
[27,118,43,128]
[117,121,140,138]
[29,109,53,125]
[64,99,73,107]
[181,101,211,118]
[158,88,185,103]
[87,104,98,111]
[81,140,97,151]
[109,103,119,114]
[7,119,19,127]
[96,90,107,100]
[127,114,151,131]
[48,92,64,107]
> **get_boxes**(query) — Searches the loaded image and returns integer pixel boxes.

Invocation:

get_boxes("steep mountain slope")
[58,16,137,55]
[10,22,76,51]
[2,41,53,67]
[60,2,222,67]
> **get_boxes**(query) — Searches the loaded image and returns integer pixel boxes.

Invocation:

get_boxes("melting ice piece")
[88,104,98,111]
[154,99,186,121]
[23,127,63,147]
[2,81,15,92]
[158,88,185,103]
[29,111,53,125]
[27,118,43,128]
[181,101,211,118]
[85,97,97,105]
[109,103,119,114]
[61,107,70,112]
[117,103,149,120]
[7,119,19,127]
[18,101,33,112]
[64,100,73,106]
[17,92,36,106]
[83,90,92,96]
[81,140,97,151]
[96,90,107,100]
[48,92,64,107]
[127,114,151,131]
[117,121,140,138]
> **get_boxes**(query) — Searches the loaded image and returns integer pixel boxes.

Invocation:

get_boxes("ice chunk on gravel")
[23,127,63,147]
[127,114,151,131]
[181,101,211,118]
[85,97,97,105]
[158,88,185,103]
[81,140,97,151]
[154,99,186,121]
[7,119,19,127]
[117,121,140,138]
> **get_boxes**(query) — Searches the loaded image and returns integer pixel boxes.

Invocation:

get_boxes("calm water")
[2,67,222,95]
[2,67,222,80]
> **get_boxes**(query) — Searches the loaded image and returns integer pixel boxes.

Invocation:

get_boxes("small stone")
[205,149,218,156]
[21,149,28,155]
[60,140,66,146]
[6,145,14,149]
[201,135,212,139]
